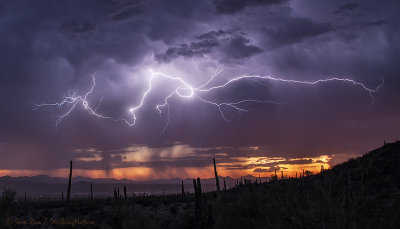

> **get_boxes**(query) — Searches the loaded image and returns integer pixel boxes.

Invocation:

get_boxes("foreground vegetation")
[1,141,399,228]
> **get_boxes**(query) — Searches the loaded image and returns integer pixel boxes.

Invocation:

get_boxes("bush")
[1,188,16,204]
[0,187,17,215]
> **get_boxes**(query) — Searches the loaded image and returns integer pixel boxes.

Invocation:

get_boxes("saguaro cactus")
[124,185,127,199]
[90,183,93,200]
[66,160,72,203]
[193,177,202,219]
[223,178,227,191]
[272,169,278,181]
[213,157,220,192]
[196,177,202,195]
[113,188,118,199]
[181,181,185,197]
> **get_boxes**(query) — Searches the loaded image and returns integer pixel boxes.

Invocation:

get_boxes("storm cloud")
[156,29,262,62]
[0,0,399,178]
[213,0,288,14]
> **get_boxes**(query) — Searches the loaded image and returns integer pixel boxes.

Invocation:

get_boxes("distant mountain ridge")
[0,175,244,185]
[0,174,250,197]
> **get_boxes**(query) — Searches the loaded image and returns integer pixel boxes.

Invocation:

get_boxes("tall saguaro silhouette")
[66,160,72,203]
[90,183,93,200]
[213,157,220,192]
[223,178,227,191]
[181,181,185,197]
[193,177,202,221]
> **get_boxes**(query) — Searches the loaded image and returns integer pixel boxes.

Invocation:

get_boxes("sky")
[0,0,399,180]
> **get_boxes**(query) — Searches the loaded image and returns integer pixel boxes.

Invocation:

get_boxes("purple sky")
[0,0,399,179]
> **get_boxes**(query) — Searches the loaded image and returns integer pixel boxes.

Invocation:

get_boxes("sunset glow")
[0,151,339,180]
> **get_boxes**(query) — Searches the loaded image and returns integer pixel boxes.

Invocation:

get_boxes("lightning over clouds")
[35,69,384,135]
[1,0,399,178]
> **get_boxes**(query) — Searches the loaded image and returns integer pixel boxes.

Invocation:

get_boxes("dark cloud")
[361,20,387,27]
[338,3,359,11]
[71,147,215,171]
[197,30,234,40]
[253,166,286,173]
[262,17,334,49]
[103,0,147,20]
[222,36,263,59]
[213,0,287,14]
[156,30,262,62]
[155,39,220,62]
[109,3,145,21]
[333,2,361,16]
[99,154,124,172]
[61,21,97,33]
[0,2,5,17]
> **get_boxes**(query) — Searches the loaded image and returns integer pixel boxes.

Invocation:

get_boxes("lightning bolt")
[34,69,384,135]
[34,73,133,127]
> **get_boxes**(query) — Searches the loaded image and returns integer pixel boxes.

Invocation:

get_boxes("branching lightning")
[34,69,384,134]
[34,74,133,127]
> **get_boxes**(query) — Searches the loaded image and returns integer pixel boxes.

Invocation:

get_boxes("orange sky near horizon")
[0,153,352,180]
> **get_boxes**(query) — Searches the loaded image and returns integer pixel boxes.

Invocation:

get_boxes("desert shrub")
[0,188,17,217]
[1,187,16,203]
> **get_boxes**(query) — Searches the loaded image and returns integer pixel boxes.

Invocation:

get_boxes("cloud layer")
[0,0,399,178]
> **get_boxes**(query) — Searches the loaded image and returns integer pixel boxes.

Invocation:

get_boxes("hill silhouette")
[212,141,400,228]
[1,142,399,228]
